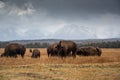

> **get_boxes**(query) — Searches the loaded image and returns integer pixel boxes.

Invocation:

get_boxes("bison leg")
[21,54,24,58]
[63,50,67,58]
[38,54,40,58]
[59,49,67,58]
[72,50,76,58]
[12,51,18,58]
[48,52,51,57]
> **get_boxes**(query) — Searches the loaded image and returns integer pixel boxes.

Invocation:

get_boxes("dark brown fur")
[31,49,40,58]
[47,43,58,57]
[1,43,26,58]
[76,46,102,56]
[57,40,77,58]
[29,49,32,53]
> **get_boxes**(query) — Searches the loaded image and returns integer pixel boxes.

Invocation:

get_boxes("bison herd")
[47,40,101,58]
[0,40,102,58]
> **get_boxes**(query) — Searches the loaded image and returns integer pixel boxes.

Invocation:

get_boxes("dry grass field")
[0,48,120,80]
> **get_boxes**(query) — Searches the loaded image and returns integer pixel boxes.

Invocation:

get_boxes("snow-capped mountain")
[52,24,97,39]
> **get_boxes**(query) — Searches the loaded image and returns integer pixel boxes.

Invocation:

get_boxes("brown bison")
[1,43,26,58]
[30,49,40,58]
[47,43,59,57]
[29,49,32,53]
[57,40,77,58]
[76,46,102,56]
[0,53,5,57]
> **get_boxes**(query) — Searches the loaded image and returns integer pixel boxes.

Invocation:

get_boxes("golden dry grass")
[0,48,120,80]
[0,48,120,65]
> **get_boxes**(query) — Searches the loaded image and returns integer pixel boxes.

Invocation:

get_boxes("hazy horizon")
[0,0,120,41]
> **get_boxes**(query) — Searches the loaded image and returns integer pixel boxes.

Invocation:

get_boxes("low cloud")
[0,1,5,9]
[8,2,35,16]
[9,7,35,16]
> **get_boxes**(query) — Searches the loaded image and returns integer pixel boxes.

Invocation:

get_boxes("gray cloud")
[0,0,120,41]
[3,0,120,15]
[41,0,120,14]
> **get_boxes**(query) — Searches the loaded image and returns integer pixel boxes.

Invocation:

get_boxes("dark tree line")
[0,40,120,48]
[77,40,120,48]
[0,42,50,48]
[25,42,50,48]
[0,42,9,48]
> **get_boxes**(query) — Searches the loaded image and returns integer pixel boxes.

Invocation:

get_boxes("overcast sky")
[0,0,120,41]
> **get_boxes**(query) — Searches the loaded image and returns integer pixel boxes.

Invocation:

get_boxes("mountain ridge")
[1,38,120,45]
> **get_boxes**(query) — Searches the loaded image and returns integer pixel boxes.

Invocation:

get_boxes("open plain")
[0,48,120,80]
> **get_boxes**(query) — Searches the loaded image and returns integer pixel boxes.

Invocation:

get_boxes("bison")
[57,40,77,58]
[30,49,40,58]
[0,53,5,57]
[1,43,26,58]
[47,43,59,57]
[76,46,102,56]
[29,49,32,53]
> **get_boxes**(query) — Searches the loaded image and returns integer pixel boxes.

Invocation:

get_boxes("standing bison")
[76,46,102,56]
[47,43,59,57]
[30,49,40,58]
[57,40,77,58]
[1,43,26,58]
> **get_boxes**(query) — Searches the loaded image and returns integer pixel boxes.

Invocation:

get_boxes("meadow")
[0,48,120,80]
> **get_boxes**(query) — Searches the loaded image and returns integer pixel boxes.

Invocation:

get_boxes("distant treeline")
[0,42,50,48]
[0,40,120,48]
[77,40,120,48]
[25,43,49,48]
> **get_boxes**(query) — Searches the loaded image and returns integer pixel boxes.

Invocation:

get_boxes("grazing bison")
[0,53,5,57]
[47,43,59,57]
[76,46,102,56]
[57,40,77,58]
[1,43,26,58]
[29,49,32,53]
[31,49,40,58]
